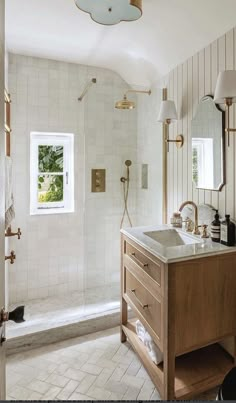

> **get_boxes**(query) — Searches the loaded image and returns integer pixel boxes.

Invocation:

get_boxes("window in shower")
[30,132,74,215]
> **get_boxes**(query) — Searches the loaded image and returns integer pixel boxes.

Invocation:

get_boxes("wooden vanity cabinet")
[121,234,236,400]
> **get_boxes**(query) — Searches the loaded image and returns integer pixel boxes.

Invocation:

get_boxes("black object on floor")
[217,367,236,400]
[9,305,25,323]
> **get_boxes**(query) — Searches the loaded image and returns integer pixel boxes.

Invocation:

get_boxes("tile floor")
[7,285,120,338]
[7,327,217,400]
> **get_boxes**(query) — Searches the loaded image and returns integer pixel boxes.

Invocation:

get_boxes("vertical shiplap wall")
[167,27,236,220]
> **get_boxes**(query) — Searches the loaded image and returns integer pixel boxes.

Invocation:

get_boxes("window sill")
[30,208,75,216]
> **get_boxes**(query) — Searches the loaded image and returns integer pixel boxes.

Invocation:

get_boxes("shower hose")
[120,172,133,229]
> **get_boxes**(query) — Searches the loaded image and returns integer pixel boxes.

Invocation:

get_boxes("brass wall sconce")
[214,70,236,147]
[158,99,184,151]
[115,89,151,110]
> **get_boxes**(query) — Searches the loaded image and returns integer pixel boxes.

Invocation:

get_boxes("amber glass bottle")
[220,215,235,246]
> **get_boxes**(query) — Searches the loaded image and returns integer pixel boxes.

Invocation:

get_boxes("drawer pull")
[130,289,149,309]
[130,253,149,268]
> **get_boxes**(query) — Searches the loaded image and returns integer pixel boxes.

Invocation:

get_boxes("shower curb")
[6,309,134,355]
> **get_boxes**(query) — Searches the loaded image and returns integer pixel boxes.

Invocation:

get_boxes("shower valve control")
[91,169,106,192]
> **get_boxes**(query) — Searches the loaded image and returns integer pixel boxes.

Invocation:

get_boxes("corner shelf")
[122,320,234,400]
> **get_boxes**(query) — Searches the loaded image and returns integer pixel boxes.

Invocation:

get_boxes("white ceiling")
[5,0,236,86]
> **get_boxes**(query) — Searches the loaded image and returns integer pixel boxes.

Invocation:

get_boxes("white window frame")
[30,132,74,215]
[192,138,214,189]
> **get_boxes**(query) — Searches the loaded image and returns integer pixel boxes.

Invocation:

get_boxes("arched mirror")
[191,95,225,191]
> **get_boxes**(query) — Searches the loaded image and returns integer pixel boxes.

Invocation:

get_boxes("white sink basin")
[144,229,202,247]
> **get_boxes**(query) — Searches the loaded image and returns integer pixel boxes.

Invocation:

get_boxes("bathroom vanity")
[120,225,236,400]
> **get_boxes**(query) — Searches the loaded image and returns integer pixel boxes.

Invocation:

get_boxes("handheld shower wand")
[120,160,133,228]
[120,160,132,183]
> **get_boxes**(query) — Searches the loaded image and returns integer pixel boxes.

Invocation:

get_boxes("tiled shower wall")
[8,54,137,303]
[136,88,163,226]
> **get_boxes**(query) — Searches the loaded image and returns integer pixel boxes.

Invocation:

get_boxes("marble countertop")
[121,224,236,263]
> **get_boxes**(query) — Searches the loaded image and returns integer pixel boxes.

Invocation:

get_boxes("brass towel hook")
[5,251,16,264]
[5,227,21,240]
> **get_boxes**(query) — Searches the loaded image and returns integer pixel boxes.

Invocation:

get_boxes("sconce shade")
[158,100,178,122]
[214,70,236,104]
[74,0,142,26]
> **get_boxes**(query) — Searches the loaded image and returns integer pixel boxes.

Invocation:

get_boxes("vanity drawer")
[125,240,163,294]
[124,268,162,344]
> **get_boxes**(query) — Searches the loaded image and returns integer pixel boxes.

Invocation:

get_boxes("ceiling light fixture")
[74,0,142,26]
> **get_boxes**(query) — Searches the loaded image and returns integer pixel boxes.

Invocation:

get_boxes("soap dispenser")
[211,210,221,243]
[220,215,235,246]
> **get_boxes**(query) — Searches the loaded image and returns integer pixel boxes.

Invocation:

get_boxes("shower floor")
[7,284,120,339]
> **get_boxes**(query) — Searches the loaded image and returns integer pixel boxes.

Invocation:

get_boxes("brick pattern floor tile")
[6,326,218,401]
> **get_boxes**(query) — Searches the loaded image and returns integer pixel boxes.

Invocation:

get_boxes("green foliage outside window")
[192,147,198,186]
[38,146,64,203]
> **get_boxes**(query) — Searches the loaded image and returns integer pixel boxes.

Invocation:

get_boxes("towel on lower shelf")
[5,156,15,229]
[136,319,163,365]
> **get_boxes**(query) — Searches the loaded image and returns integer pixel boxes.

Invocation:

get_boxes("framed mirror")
[191,95,225,191]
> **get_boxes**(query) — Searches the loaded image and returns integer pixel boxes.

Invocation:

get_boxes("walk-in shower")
[7,55,138,353]
[120,160,133,228]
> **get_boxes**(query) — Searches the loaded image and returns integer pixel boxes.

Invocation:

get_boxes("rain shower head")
[115,89,151,110]
[125,160,132,167]
[115,95,135,110]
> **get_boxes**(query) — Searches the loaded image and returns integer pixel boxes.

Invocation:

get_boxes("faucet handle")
[198,224,209,239]
[183,218,194,232]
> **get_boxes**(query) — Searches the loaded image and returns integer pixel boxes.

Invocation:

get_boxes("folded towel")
[5,156,15,229]
[136,320,163,365]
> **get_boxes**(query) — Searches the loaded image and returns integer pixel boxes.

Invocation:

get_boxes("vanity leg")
[163,265,175,399]
[234,336,236,366]
[120,236,128,343]
[163,345,175,399]
[120,297,127,343]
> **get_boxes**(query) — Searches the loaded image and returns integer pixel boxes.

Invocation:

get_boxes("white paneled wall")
[167,27,236,222]
[8,54,137,303]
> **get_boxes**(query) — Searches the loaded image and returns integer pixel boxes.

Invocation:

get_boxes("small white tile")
[28,379,51,394]
[63,368,86,382]
[46,373,70,388]
[57,380,79,400]
[80,363,103,376]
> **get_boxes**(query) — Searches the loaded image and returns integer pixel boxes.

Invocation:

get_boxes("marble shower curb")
[7,309,134,355]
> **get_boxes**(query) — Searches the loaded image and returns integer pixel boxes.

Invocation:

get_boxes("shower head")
[115,95,135,110]
[125,160,132,167]
[115,89,151,110]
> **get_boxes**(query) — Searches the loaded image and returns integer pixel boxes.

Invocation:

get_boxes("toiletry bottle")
[220,215,235,246]
[211,210,221,243]
[171,212,182,228]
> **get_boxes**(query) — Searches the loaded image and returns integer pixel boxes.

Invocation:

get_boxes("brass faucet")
[179,201,200,235]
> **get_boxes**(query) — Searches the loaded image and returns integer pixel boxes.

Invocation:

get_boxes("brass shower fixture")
[115,89,151,110]
[78,78,97,102]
